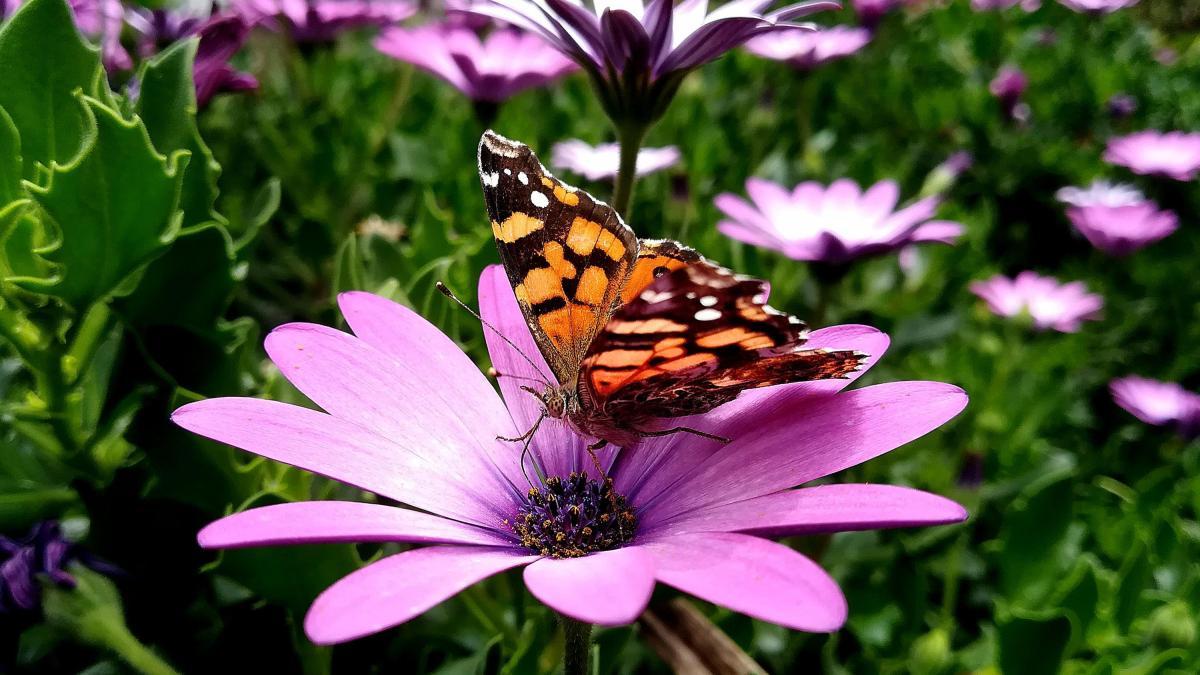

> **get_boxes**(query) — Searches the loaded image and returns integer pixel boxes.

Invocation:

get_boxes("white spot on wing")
[694,308,722,321]
[530,191,549,208]
[518,172,529,185]
[640,290,673,304]
[482,171,500,187]
[504,168,512,175]
[699,295,718,307]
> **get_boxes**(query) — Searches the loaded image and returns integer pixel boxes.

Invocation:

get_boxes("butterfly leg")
[633,426,731,443]
[584,438,609,478]
[498,412,547,487]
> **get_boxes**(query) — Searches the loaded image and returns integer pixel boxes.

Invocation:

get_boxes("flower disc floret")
[512,473,637,558]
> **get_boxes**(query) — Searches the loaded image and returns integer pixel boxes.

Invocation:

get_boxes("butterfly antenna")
[436,281,551,386]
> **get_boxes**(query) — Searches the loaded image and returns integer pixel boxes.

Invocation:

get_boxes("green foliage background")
[0,0,1198,672]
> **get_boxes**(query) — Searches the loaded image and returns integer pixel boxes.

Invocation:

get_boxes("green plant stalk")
[560,615,593,675]
[611,121,649,220]
[64,303,112,386]
[85,617,180,675]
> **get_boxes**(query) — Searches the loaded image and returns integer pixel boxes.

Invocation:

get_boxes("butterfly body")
[478,131,866,449]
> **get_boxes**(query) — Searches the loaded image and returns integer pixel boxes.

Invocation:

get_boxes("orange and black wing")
[581,261,866,423]
[478,131,638,386]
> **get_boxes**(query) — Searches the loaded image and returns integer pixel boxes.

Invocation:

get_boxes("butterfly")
[478,130,866,450]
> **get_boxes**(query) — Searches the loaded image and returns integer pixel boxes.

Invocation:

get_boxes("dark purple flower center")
[509,473,636,558]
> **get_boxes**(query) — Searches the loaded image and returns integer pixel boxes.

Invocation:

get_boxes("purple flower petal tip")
[550,139,680,180]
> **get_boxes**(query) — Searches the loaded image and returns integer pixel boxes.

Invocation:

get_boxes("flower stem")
[611,121,648,220]
[560,615,593,675]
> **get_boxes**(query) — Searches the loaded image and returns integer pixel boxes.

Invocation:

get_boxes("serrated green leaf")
[0,200,51,281]
[20,96,188,308]
[135,38,225,229]
[0,105,22,205]
[0,0,104,180]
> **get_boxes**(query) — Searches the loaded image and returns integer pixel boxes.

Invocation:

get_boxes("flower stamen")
[512,473,636,558]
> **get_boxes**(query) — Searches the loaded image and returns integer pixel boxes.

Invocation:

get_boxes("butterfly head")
[522,384,577,421]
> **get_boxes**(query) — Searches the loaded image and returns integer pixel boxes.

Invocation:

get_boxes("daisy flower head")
[1057,0,1138,13]
[234,0,416,43]
[173,272,968,646]
[1110,376,1200,439]
[969,271,1103,333]
[1057,182,1177,256]
[744,25,871,70]
[550,139,680,180]
[1104,131,1200,182]
[715,177,965,264]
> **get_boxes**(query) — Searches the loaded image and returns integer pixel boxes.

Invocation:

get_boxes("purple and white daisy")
[715,177,965,264]
[1057,0,1138,13]
[969,272,1103,333]
[1110,376,1200,439]
[375,25,578,103]
[1057,182,1177,255]
[173,269,968,646]
[745,25,871,70]
[464,0,837,122]
[551,139,680,180]
[235,0,416,43]
[1104,131,1200,182]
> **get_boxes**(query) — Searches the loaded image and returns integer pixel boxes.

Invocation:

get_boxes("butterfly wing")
[478,131,638,386]
[581,261,866,425]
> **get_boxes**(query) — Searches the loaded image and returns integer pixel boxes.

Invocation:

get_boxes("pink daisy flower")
[234,0,416,43]
[173,268,968,645]
[1104,131,1200,182]
[1057,182,1178,256]
[375,25,578,103]
[550,139,680,180]
[1057,0,1138,13]
[1110,376,1200,439]
[745,25,872,70]
[969,271,1103,333]
[715,177,965,264]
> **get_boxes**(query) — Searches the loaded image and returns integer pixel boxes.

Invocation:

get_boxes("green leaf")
[996,475,1077,607]
[0,0,104,180]
[0,105,22,205]
[19,96,188,308]
[135,38,225,229]
[996,609,1072,675]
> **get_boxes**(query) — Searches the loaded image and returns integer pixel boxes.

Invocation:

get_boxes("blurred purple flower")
[127,5,208,53]
[1104,131,1200,181]
[939,151,974,177]
[1107,93,1137,119]
[376,25,577,103]
[551,139,680,179]
[969,272,1102,333]
[971,0,1040,10]
[1110,376,1200,439]
[193,16,260,108]
[745,26,871,69]
[852,0,906,27]
[464,0,837,123]
[4,0,133,71]
[715,178,965,264]
[1058,0,1138,13]
[236,0,416,43]
[1,522,118,616]
[1063,201,1178,256]
[174,282,967,643]
[1055,180,1144,208]
[989,66,1027,119]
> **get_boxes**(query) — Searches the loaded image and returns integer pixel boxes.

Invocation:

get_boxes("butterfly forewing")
[478,131,638,385]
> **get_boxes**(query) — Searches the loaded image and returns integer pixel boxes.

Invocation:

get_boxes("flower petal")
[523,547,655,625]
[642,532,846,632]
[637,382,967,528]
[305,546,538,645]
[264,323,524,512]
[337,291,528,491]
[199,502,513,549]
[648,484,967,537]
[478,265,596,479]
[172,397,499,525]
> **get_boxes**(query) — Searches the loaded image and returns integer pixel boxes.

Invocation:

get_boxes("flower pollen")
[511,473,636,558]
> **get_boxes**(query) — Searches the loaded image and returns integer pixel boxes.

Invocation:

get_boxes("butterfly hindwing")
[478,131,638,385]
[581,262,865,424]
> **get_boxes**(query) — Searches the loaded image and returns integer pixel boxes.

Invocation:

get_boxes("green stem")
[560,615,593,675]
[611,122,649,220]
[97,623,180,675]
[64,303,112,386]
